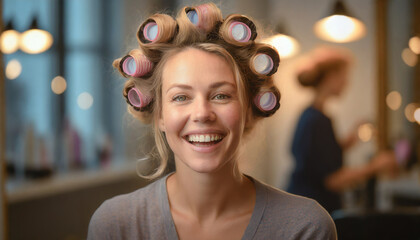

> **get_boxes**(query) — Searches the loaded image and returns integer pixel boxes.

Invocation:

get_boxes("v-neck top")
[88,173,337,239]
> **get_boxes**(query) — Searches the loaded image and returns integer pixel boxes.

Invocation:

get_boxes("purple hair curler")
[253,53,274,75]
[228,21,252,42]
[127,88,152,110]
[254,91,277,112]
[121,53,153,78]
[143,22,159,42]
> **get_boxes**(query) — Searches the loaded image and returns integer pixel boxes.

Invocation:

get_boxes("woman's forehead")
[161,48,236,89]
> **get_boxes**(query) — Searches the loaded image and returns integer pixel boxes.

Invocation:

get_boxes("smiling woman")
[88,3,337,240]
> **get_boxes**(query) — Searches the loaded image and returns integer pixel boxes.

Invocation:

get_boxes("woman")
[287,46,397,213]
[88,3,336,239]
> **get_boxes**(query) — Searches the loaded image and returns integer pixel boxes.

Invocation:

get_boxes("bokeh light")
[263,34,299,59]
[5,59,22,80]
[405,103,419,123]
[401,48,417,67]
[415,108,420,125]
[0,29,20,54]
[20,29,53,54]
[51,76,67,95]
[77,92,94,110]
[409,36,420,54]
[386,91,402,111]
[358,123,374,142]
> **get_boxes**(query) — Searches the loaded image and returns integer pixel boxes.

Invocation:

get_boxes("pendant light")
[20,18,53,54]
[314,0,366,43]
[263,23,300,59]
[0,21,20,54]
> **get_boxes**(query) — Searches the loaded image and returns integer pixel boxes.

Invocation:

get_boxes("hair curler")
[220,15,257,46]
[120,50,153,78]
[137,14,178,44]
[126,87,153,111]
[250,45,280,76]
[184,3,222,33]
[253,86,281,117]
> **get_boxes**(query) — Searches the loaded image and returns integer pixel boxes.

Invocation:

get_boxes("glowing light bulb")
[263,34,299,59]
[0,29,20,54]
[314,15,366,43]
[20,29,53,54]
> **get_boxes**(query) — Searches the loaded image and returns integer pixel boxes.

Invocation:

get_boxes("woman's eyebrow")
[166,81,235,93]
[209,81,236,89]
[166,84,192,93]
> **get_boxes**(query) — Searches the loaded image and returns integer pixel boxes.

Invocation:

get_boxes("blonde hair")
[113,3,281,179]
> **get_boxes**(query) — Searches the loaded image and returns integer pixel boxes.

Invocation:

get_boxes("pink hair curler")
[121,53,153,78]
[143,22,159,42]
[254,91,277,112]
[127,88,152,110]
[253,53,274,75]
[185,3,218,33]
[228,21,252,42]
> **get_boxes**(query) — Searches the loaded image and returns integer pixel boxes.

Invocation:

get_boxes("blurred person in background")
[287,46,398,213]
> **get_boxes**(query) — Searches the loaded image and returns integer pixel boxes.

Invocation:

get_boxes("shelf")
[6,161,139,204]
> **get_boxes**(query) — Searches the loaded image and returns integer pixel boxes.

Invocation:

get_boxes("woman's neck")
[313,89,330,112]
[166,163,255,223]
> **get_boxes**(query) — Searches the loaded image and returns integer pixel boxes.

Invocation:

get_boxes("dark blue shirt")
[287,106,342,213]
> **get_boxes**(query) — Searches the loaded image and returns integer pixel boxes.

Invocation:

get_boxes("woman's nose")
[192,97,216,123]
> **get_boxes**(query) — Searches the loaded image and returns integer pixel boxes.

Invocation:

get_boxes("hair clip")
[126,87,153,111]
[184,3,222,33]
[253,87,280,117]
[137,14,178,44]
[120,50,153,78]
[250,46,280,76]
[220,15,257,46]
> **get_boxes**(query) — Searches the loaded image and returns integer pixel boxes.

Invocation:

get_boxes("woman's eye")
[213,94,229,100]
[173,95,187,102]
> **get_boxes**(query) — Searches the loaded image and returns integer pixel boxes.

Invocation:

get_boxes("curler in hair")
[250,45,280,76]
[220,15,257,46]
[120,51,153,78]
[137,14,178,44]
[253,87,281,117]
[229,21,252,42]
[143,22,159,42]
[126,87,153,111]
[253,53,274,75]
[184,3,222,33]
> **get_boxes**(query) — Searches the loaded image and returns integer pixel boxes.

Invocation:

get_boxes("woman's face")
[159,48,243,174]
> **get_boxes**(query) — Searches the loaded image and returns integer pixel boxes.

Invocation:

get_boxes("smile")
[185,134,224,145]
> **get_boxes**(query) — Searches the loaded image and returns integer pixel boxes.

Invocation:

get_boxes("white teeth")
[187,134,223,143]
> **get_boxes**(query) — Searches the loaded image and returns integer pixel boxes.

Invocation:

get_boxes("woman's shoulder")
[254,179,337,239]
[87,177,167,239]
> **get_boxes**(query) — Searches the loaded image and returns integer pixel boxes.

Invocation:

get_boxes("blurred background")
[0,0,419,239]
